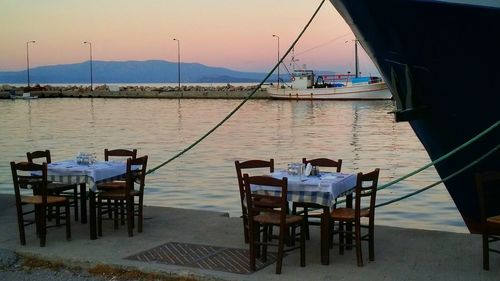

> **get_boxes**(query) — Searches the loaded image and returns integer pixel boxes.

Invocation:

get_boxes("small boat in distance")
[10,92,38,100]
[267,69,392,100]
[267,40,392,100]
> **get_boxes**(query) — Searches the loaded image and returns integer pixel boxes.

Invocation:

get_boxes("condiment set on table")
[287,162,319,177]
[76,152,97,165]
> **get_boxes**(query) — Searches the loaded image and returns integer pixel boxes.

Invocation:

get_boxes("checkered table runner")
[47,160,128,191]
[251,171,357,208]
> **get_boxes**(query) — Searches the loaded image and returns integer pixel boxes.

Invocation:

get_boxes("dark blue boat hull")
[329,0,500,232]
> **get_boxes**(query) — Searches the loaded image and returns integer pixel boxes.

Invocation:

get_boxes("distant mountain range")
[0,60,279,84]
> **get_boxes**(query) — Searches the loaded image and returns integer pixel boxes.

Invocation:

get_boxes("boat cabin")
[290,70,315,89]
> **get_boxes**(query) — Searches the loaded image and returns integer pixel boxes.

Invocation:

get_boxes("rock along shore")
[0,84,271,99]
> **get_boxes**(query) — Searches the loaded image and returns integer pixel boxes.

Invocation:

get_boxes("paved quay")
[0,194,498,281]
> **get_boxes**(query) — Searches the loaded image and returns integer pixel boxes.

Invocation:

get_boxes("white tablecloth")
[47,160,128,191]
[251,171,357,208]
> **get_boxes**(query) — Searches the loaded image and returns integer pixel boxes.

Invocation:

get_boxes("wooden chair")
[97,155,148,237]
[234,159,274,243]
[97,148,137,191]
[244,174,305,274]
[27,150,79,221]
[330,168,380,266]
[475,171,500,270]
[292,157,342,240]
[10,161,71,247]
[97,149,137,222]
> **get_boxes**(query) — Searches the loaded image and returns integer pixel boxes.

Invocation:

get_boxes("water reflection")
[0,98,466,233]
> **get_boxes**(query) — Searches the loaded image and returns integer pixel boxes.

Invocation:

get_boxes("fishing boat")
[267,69,391,100]
[10,92,38,100]
[328,0,500,233]
[267,41,392,100]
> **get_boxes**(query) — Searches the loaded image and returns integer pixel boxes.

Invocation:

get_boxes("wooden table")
[46,160,128,240]
[252,171,357,265]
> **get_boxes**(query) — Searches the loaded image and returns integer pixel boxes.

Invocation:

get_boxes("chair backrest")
[243,174,288,223]
[475,172,500,231]
[105,149,137,161]
[11,161,48,203]
[125,155,148,195]
[27,150,52,164]
[302,157,342,173]
[354,168,380,220]
[235,159,274,203]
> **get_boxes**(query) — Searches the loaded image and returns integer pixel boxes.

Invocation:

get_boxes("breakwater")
[0,84,271,99]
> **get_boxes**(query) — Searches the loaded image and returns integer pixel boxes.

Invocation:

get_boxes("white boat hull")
[267,82,392,100]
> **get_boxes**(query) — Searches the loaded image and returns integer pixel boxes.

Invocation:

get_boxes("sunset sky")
[0,0,379,75]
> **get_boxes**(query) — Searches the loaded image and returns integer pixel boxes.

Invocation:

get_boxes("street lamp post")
[173,38,181,90]
[26,40,35,89]
[83,41,93,91]
[272,34,280,89]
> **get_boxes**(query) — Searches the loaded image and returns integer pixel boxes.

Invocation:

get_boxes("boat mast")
[354,39,359,78]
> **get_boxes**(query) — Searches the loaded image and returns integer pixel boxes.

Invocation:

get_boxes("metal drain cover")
[125,242,277,274]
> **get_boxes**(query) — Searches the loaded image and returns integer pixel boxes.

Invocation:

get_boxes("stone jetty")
[0,84,271,99]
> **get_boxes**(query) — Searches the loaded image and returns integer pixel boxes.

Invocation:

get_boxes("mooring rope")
[377,119,499,192]
[375,143,499,208]
[146,0,326,175]
[334,120,499,206]
[143,0,498,209]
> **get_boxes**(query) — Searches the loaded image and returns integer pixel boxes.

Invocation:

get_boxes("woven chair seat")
[330,207,370,220]
[97,181,125,190]
[21,195,67,205]
[47,182,76,193]
[487,215,500,224]
[254,212,303,225]
[487,215,500,231]
[99,190,140,200]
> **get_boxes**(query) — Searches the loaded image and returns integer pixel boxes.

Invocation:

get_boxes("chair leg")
[16,205,26,245]
[39,205,47,247]
[339,221,345,255]
[262,225,268,262]
[291,205,297,240]
[97,197,103,237]
[300,221,306,267]
[126,198,133,237]
[355,221,363,267]
[369,223,375,261]
[304,207,310,240]
[248,222,257,272]
[113,200,119,230]
[276,224,286,274]
[55,204,61,226]
[120,200,126,226]
[243,214,249,244]
[65,203,71,241]
[137,197,143,233]
[483,233,490,270]
[35,206,41,238]
[107,199,112,219]
[73,186,79,221]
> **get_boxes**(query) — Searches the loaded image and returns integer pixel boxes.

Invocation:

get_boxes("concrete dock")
[0,194,498,280]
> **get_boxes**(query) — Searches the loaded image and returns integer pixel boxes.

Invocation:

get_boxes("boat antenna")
[355,39,359,78]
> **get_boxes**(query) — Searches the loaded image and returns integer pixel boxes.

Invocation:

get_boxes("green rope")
[376,120,499,191]
[335,120,499,206]
[375,143,500,208]
[146,0,326,175]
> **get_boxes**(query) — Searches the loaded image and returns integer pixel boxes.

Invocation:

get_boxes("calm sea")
[0,97,467,233]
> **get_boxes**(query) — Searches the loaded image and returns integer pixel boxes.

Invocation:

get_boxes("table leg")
[320,206,330,265]
[79,183,87,224]
[346,194,353,249]
[89,190,97,240]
